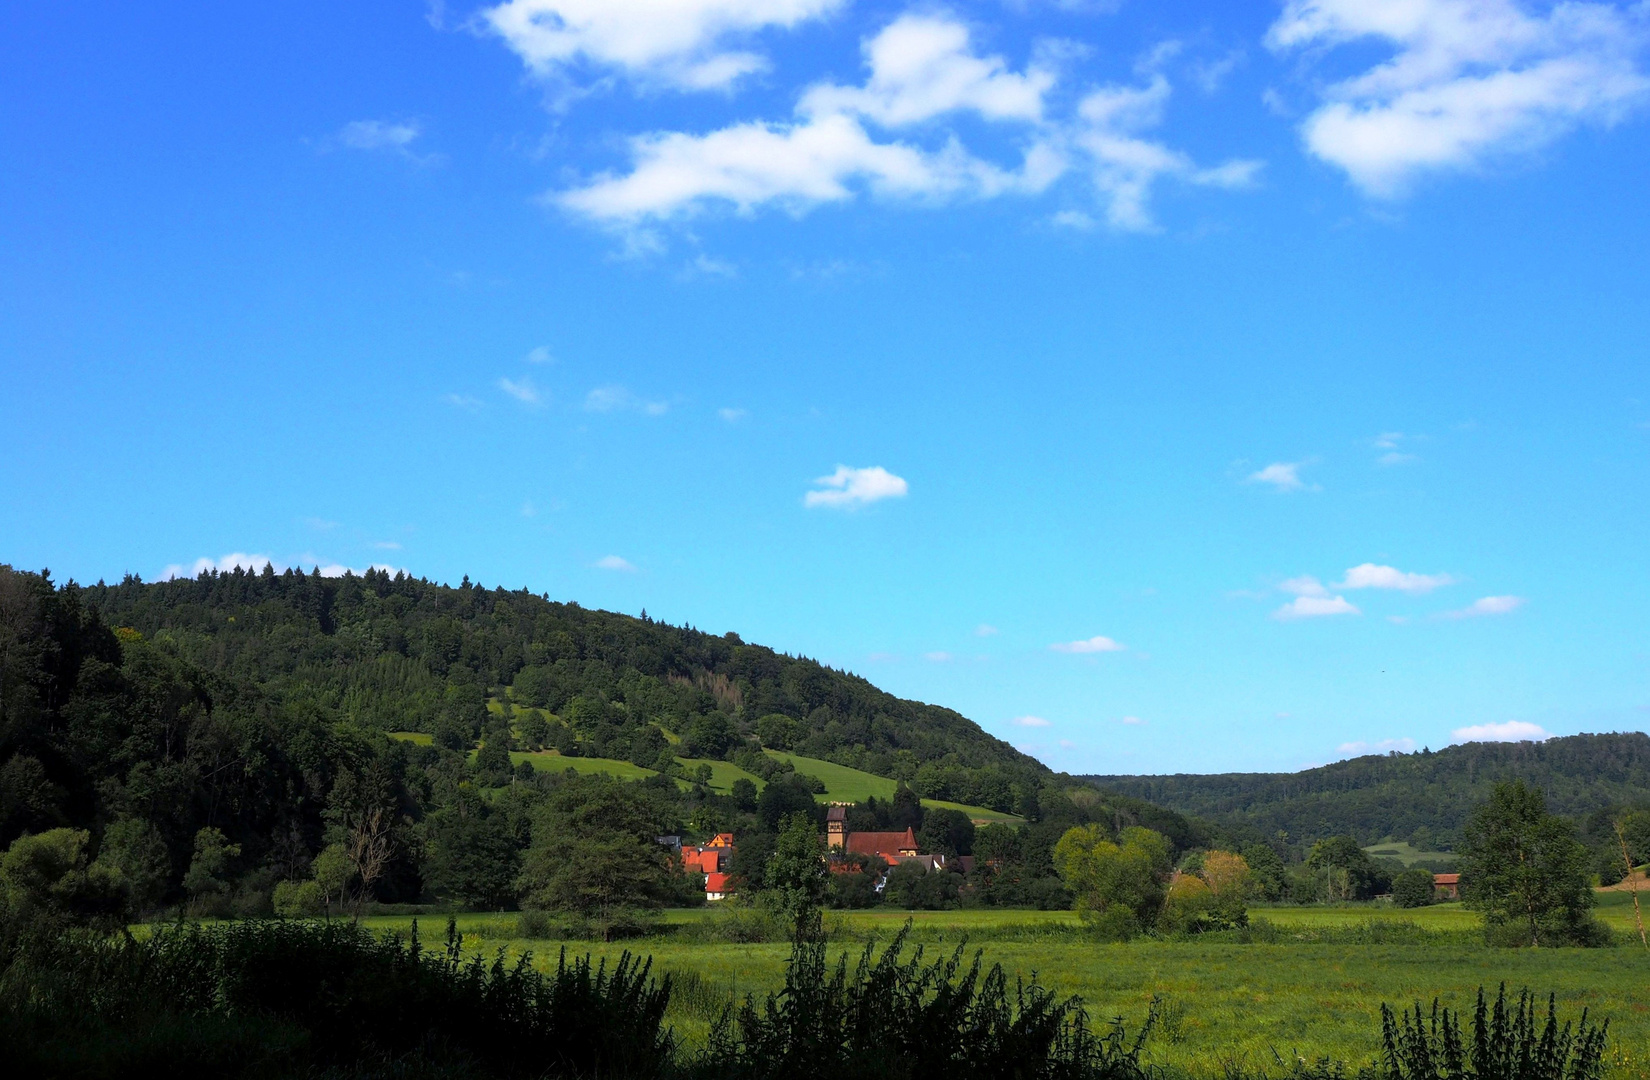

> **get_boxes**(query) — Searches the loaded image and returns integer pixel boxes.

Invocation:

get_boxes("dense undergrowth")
[0,916,1616,1080]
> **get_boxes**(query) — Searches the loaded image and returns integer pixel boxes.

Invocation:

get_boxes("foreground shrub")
[0,918,674,1079]
[693,926,1155,1080]
[1380,985,1608,1080]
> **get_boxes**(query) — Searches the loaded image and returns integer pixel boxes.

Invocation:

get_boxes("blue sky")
[3,0,1649,774]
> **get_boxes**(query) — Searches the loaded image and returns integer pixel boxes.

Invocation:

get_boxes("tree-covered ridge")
[1083,733,1650,848]
[80,564,1048,810]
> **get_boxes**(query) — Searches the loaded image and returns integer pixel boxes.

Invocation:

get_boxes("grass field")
[353,905,1650,1078]
[1362,841,1459,866]
[764,750,1025,824]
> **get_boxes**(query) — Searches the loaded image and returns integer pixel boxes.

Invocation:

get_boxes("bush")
[1380,985,1608,1080]
[1391,869,1435,909]
[694,927,1156,1080]
[0,918,675,1079]
[270,880,322,917]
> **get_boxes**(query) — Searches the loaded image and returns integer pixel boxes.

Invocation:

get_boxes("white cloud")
[1049,635,1126,653]
[552,15,1254,233]
[593,554,637,571]
[1073,74,1263,230]
[444,393,484,412]
[498,375,544,405]
[1280,574,1330,597]
[526,345,554,364]
[1120,715,1145,725]
[975,623,1000,636]
[1272,594,1361,619]
[1267,0,1650,196]
[1443,594,1526,618]
[481,0,842,91]
[717,407,748,422]
[799,14,1056,126]
[1248,461,1309,490]
[924,651,954,662]
[338,120,422,152]
[558,103,1063,225]
[1338,563,1455,593]
[1451,719,1550,743]
[1011,715,1052,727]
[372,540,403,550]
[1337,736,1418,756]
[584,385,668,414]
[803,464,909,508]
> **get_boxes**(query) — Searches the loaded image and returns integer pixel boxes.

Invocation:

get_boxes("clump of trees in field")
[1050,824,1253,939]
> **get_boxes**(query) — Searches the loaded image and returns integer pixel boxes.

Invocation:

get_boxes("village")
[669,805,978,902]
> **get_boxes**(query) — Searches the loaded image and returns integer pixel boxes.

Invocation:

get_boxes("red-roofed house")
[1433,872,1460,900]
[845,827,921,864]
[705,872,730,902]
[681,833,739,900]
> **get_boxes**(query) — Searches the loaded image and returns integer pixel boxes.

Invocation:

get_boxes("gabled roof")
[845,827,919,858]
[705,872,730,893]
[1433,872,1459,885]
[826,805,847,822]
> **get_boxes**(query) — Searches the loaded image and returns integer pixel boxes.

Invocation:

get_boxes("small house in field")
[1433,872,1459,899]
[680,833,738,901]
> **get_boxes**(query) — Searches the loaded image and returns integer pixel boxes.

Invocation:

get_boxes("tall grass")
[690,926,1157,1080]
[1380,986,1608,1080]
[0,918,674,1078]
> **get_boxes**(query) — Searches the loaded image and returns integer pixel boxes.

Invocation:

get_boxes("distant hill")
[1082,732,1650,848]
[78,565,1049,813]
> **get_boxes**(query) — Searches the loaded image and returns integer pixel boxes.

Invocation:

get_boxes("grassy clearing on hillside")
[766,750,1025,823]
[1362,841,1459,866]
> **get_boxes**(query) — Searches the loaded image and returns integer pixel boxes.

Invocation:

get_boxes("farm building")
[680,832,738,900]
[1433,872,1459,899]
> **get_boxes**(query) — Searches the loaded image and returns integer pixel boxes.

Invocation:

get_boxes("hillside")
[80,565,1048,812]
[1083,732,1650,848]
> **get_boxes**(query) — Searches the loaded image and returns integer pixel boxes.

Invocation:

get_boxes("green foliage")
[919,807,976,856]
[1052,824,1172,930]
[882,863,961,910]
[1392,868,1437,909]
[1,828,121,926]
[764,812,828,936]
[0,918,675,1079]
[1459,782,1601,947]
[182,826,241,909]
[92,817,171,917]
[1380,985,1608,1080]
[1306,835,1385,901]
[700,927,1157,1080]
[516,775,678,923]
[271,878,322,916]
[1086,733,1650,850]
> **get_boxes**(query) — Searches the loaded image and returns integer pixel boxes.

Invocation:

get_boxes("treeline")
[78,563,1048,811]
[1084,733,1650,858]
[0,565,1214,923]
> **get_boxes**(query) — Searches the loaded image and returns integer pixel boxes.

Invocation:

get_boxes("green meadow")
[398,729,1021,822]
[351,901,1650,1079]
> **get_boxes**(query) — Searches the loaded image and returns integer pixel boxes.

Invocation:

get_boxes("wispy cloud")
[1273,594,1360,619]
[1248,461,1312,491]
[1337,563,1455,593]
[717,407,748,422]
[444,393,484,412]
[592,555,637,572]
[1451,719,1550,743]
[1442,595,1526,618]
[975,623,1000,637]
[1120,715,1145,725]
[482,0,843,92]
[1049,635,1126,653]
[804,465,909,508]
[924,651,953,662]
[526,345,554,364]
[498,375,544,405]
[372,540,403,551]
[1374,431,1420,465]
[1011,715,1052,727]
[585,385,668,415]
[337,119,423,154]
[1267,0,1650,197]
[1337,736,1417,756]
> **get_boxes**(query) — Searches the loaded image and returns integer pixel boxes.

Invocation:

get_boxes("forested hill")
[1083,732,1650,848]
[71,564,1047,805]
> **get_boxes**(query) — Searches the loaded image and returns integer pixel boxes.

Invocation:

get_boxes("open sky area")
[3,0,1648,775]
